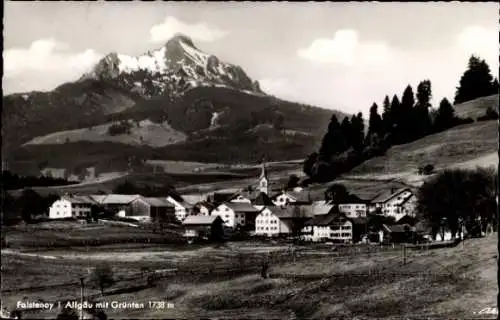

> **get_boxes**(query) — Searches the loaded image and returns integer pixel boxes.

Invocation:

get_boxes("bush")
[454,117,475,126]
[418,164,435,175]
[91,264,115,295]
[477,106,499,121]
[107,121,133,136]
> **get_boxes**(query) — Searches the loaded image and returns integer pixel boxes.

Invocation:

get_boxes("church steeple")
[258,163,269,195]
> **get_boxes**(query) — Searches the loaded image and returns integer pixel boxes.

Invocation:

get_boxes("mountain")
[3,34,345,176]
[79,34,263,97]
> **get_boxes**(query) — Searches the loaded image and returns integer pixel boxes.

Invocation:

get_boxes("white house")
[166,196,194,222]
[255,207,290,236]
[229,194,252,203]
[272,191,312,207]
[328,193,369,218]
[211,202,260,228]
[302,212,353,243]
[255,206,311,237]
[371,188,416,221]
[399,194,417,218]
[49,195,96,219]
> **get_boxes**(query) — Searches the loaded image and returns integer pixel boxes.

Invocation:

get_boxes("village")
[40,164,456,246]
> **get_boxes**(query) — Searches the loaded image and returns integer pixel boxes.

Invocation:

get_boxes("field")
[453,94,499,120]
[23,119,187,148]
[1,219,497,319]
[348,120,498,184]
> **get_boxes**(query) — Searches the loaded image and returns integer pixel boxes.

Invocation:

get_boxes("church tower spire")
[258,163,269,195]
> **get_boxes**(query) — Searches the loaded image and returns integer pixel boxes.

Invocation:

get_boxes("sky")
[3,2,499,115]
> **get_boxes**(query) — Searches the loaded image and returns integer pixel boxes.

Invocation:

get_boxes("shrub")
[91,264,115,295]
[477,106,499,121]
[107,121,133,136]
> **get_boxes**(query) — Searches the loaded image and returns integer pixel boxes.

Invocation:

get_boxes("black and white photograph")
[1,2,499,319]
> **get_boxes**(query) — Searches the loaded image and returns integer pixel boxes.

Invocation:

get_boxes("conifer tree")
[454,55,495,104]
[415,80,433,138]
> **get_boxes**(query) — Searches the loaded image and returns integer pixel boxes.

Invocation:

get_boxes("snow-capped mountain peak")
[81,34,263,97]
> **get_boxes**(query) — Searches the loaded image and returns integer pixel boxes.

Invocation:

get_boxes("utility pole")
[401,244,407,265]
[80,277,84,320]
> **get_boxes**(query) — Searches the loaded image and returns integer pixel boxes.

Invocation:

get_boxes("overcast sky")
[4,2,498,115]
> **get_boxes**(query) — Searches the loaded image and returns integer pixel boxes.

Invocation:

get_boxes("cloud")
[454,26,498,67]
[278,26,498,114]
[3,38,103,93]
[297,29,392,66]
[150,16,228,43]
[259,78,290,93]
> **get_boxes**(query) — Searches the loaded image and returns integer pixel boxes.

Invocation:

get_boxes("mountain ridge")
[3,34,345,176]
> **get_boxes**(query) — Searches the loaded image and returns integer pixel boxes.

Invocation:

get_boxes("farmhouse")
[302,211,354,243]
[127,197,176,223]
[382,224,417,244]
[90,194,140,216]
[211,202,260,228]
[370,188,416,221]
[48,195,96,219]
[399,193,417,218]
[335,194,368,218]
[272,190,312,207]
[166,195,194,222]
[182,215,225,240]
[255,206,311,237]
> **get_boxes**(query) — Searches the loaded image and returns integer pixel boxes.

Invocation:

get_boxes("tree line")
[303,55,498,182]
[2,170,73,190]
[417,167,497,238]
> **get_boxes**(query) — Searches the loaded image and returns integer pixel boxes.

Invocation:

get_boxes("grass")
[2,234,496,319]
[349,120,498,181]
[2,221,185,250]
[24,119,187,148]
[453,94,499,120]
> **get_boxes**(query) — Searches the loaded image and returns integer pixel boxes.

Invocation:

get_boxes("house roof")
[223,202,259,213]
[182,194,205,205]
[62,195,96,204]
[269,206,313,219]
[311,202,334,215]
[371,188,412,204]
[253,192,274,206]
[141,197,174,207]
[275,191,312,203]
[333,193,368,204]
[399,194,417,206]
[305,211,349,226]
[166,196,194,209]
[182,215,222,225]
[351,217,369,225]
[396,215,417,225]
[92,194,141,205]
[383,223,415,233]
